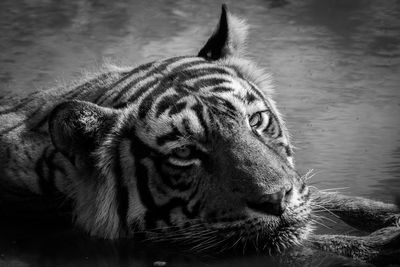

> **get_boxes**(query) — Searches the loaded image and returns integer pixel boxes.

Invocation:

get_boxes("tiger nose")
[247,186,293,216]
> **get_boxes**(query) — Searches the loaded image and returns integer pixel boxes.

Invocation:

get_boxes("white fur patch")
[226,14,249,57]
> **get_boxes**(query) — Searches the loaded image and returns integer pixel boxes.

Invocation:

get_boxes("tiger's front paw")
[364,226,400,264]
[308,226,400,263]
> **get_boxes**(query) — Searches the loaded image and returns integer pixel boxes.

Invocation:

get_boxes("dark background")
[0,0,399,266]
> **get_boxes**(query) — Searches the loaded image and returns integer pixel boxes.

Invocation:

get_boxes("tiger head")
[49,5,312,253]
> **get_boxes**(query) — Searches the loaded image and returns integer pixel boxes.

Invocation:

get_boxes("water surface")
[1,0,399,266]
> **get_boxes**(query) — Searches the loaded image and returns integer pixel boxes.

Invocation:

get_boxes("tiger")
[0,4,399,259]
[0,4,310,248]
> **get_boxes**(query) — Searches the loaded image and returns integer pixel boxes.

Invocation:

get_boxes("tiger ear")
[49,100,117,165]
[198,4,248,60]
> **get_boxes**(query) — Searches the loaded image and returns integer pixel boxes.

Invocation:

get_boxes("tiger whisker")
[310,219,332,230]
[220,234,242,252]
[312,214,337,224]
[310,203,340,218]
[198,236,231,253]
[189,235,220,251]
[301,169,320,181]
[195,237,225,253]
[144,227,218,243]
[318,187,350,192]
[139,220,205,233]
[242,233,249,255]
[311,209,342,213]
[162,230,218,241]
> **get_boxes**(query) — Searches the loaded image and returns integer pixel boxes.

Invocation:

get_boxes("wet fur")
[309,191,400,262]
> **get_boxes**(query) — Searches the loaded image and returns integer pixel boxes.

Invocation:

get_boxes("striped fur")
[0,5,312,251]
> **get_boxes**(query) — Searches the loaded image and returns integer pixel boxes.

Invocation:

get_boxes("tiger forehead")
[165,71,252,95]
[133,57,275,149]
[147,61,268,117]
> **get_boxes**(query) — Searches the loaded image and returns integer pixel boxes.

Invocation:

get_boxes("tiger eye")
[174,146,191,158]
[249,112,262,128]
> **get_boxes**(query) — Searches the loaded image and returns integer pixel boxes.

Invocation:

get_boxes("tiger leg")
[307,191,400,262]
[312,191,399,232]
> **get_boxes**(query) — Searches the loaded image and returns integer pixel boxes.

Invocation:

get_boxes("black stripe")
[144,202,172,227]
[44,149,69,193]
[227,66,266,100]
[110,59,173,105]
[178,67,233,83]
[136,60,209,119]
[182,118,193,136]
[184,199,201,219]
[36,147,57,196]
[155,94,181,117]
[0,98,36,115]
[156,126,181,146]
[36,152,48,194]
[245,92,257,103]
[145,198,192,227]
[154,161,193,191]
[193,67,233,76]
[210,86,233,93]
[113,78,161,109]
[248,82,266,102]
[114,143,129,234]
[192,77,230,89]
[95,62,154,105]
[121,58,209,112]
[30,115,48,131]
[168,101,187,117]
[204,95,237,114]
[112,57,202,106]
[0,106,44,135]
[206,108,217,131]
[137,84,171,119]
[131,133,204,228]
[130,137,159,228]
[0,121,25,135]
[63,72,112,100]
[183,181,202,219]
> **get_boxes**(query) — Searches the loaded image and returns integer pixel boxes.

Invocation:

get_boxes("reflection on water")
[0,215,367,267]
[0,0,399,266]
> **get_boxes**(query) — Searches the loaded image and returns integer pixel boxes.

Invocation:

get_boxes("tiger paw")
[363,226,400,264]
[308,226,400,264]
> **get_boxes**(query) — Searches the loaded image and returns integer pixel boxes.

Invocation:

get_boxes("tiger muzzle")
[246,185,293,216]
[208,130,299,219]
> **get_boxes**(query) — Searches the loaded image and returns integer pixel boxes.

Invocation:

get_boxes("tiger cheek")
[160,163,192,188]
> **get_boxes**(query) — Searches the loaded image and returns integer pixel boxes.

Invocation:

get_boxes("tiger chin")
[1,3,398,261]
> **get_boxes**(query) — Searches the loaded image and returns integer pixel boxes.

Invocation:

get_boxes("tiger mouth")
[141,206,312,254]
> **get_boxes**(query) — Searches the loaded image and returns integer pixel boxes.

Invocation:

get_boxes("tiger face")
[48,5,312,252]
